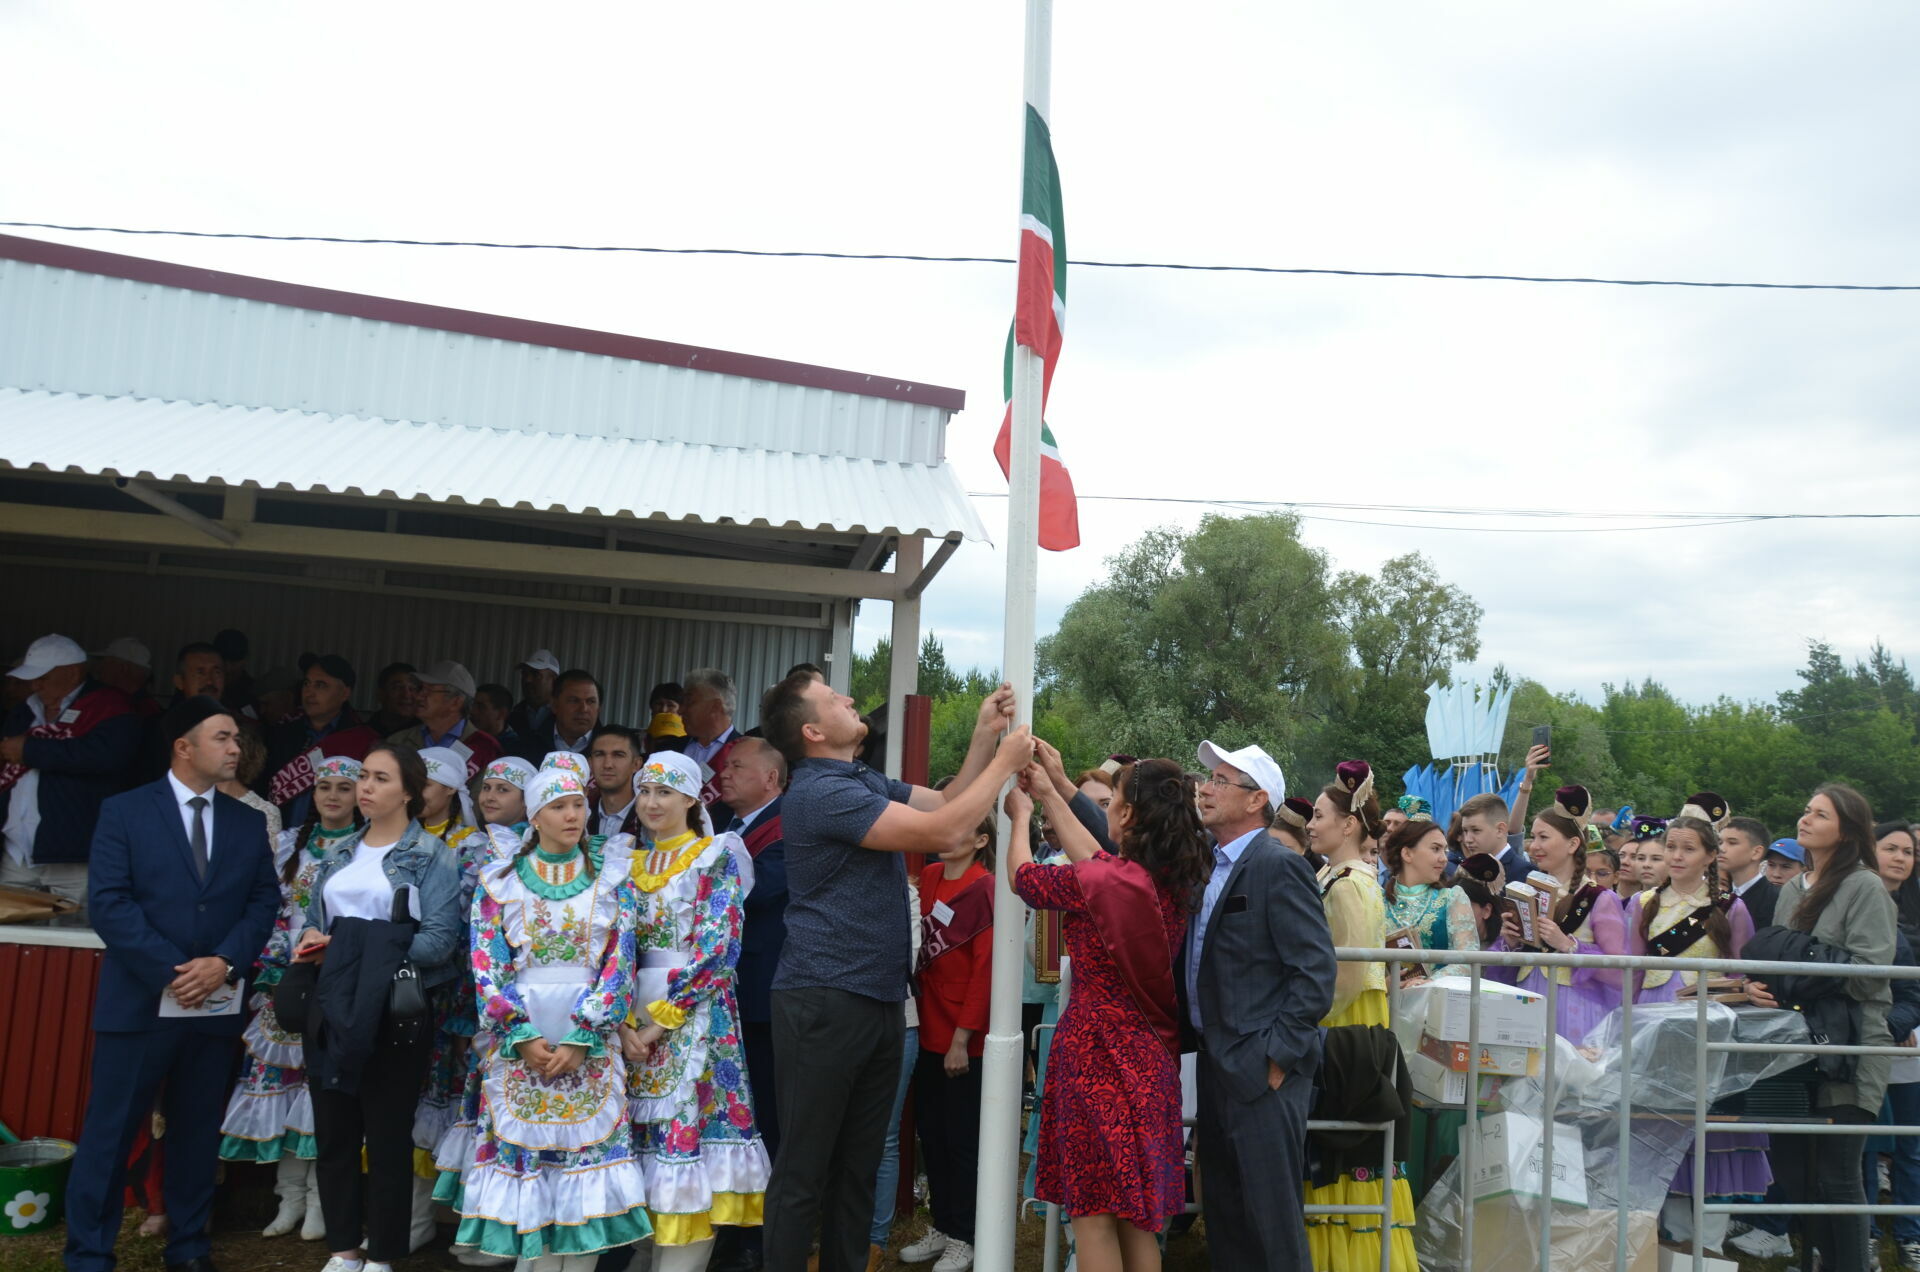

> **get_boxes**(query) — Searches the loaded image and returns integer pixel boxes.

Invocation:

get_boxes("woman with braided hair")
[1305,761,1417,1272]
[1007,757,1210,1272]
[1488,784,1629,1044]
[1624,798,1764,1255]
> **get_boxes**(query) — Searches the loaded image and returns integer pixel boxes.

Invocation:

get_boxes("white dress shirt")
[733,798,776,834]
[1187,827,1261,1029]
[683,726,737,770]
[166,771,218,864]
[596,791,635,839]
[1731,869,1764,897]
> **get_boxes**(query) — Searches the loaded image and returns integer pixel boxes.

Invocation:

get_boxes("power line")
[6,219,1920,293]
[963,491,1918,533]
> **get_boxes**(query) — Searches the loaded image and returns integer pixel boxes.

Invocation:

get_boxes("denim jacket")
[303,820,463,988]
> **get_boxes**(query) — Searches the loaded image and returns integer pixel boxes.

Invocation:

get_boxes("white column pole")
[974,1,1051,1266]
[884,536,922,779]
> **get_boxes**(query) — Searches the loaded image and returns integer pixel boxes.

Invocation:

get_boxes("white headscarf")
[635,751,753,894]
[417,746,475,830]
[483,755,539,790]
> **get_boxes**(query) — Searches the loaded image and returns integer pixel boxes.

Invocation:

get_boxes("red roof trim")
[0,233,966,411]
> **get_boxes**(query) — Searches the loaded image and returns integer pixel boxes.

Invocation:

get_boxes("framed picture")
[1033,905,1063,984]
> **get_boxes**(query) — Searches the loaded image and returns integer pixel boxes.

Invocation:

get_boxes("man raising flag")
[993,102,1080,553]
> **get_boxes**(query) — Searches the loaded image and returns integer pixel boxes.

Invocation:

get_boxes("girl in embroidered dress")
[433,754,540,1268]
[1306,761,1416,1272]
[1383,812,1479,984]
[408,747,486,1250]
[616,751,769,1272]
[1626,797,1764,1253]
[219,756,363,1241]
[1489,786,1629,1044]
[454,765,651,1271]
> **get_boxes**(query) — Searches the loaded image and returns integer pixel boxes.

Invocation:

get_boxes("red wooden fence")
[0,934,102,1143]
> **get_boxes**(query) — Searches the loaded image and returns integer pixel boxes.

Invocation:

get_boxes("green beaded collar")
[512,834,607,901]
[308,824,358,858]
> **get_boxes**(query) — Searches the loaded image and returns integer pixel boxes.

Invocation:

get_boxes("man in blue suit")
[64,696,281,1272]
[1178,740,1335,1272]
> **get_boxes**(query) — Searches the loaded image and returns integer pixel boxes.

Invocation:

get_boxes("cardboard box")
[1420,975,1549,1049]
[1418,1032,1541,1077]
[1463,1198,1658,1272]
[1463,1111,1588,1207]
[1408,1048,1505,1107]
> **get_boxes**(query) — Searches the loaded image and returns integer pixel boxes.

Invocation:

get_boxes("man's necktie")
[187,796,210,881]
[726,816,746,835]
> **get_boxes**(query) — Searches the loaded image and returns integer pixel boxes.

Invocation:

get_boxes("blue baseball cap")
[1767,838,1806,864]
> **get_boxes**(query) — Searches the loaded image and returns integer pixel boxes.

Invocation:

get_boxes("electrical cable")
[6,220,1920,293]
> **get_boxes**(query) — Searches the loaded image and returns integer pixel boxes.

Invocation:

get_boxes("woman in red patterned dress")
[1007,757,1212,1272]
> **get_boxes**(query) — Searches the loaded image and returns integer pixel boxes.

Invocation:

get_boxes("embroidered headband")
[526,769,588,821]
[1629,815,1668,842]
[637,751,705,801]
[416,747,467,792]
[1098,753,1139,778]
[1335,759,1375,811]
[312,755,363,782]
[483,756,539,790]
[1273,796,1314,831]
[1678,790,1731,830]
[1460,852,1506,893]
[1551,784,1592,822]
[1396,794,1434,822]
[541,751,589,781]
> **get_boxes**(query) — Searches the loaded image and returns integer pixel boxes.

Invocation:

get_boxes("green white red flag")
[994,103,1080,552]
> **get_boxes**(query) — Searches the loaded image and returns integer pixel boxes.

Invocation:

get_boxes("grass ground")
[0,1163,1897,1271]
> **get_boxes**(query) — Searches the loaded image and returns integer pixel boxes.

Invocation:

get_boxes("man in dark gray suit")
[1181,740,1336,1270]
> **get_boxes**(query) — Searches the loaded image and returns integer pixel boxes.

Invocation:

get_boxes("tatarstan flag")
[993,103,1080,552]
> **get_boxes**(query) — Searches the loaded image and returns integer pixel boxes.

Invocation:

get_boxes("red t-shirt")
[916,860,994,1056]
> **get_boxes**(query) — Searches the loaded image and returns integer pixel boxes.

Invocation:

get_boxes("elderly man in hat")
[1178,739,1334,1272]
[392,659,501,778]
[1,634,144,911]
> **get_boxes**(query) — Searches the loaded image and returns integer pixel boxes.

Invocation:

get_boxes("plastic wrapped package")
[1577,1003,1811,1113]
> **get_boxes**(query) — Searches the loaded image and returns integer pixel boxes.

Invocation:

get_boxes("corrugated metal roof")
[0,252,956,466]
[0,388,989,541]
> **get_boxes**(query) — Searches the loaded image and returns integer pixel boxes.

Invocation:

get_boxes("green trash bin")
[0,1138,74,1237]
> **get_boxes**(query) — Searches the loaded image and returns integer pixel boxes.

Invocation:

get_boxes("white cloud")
[5,0,1916,709]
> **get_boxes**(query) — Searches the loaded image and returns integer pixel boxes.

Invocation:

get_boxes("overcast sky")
[6,0,1917,707]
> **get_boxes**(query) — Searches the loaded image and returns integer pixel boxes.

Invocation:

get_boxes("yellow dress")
[1308,861,1418,1272]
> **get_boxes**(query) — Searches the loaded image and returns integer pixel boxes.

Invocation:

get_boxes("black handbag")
[384,885,430,1047]
[272,958,320,1035]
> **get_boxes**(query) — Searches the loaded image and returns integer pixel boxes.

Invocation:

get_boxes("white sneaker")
[1726,1227,1793,1259]
[321,1259,365,1272]
[899,1229,949,1263]
[931,1239,974,1272]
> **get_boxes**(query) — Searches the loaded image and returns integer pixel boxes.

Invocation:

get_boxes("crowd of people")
[4,628,1918,1272]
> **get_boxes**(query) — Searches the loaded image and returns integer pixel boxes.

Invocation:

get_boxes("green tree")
[852,632,969,713]
[1040,513,1346,769]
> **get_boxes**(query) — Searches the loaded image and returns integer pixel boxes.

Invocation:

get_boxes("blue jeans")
[1863,1081,1920,1243]
[871,1025,919,1244]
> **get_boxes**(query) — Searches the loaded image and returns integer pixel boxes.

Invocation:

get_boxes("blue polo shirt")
[773,757,912,1002]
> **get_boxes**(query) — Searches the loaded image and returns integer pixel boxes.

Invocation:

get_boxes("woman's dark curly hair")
[1113,758,1212,910]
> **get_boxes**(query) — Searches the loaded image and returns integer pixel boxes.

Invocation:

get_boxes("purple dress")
[1489,886,1629,1044]
[1626,891,1771,1199]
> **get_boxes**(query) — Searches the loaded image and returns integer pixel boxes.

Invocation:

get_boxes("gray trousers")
[763,987,904,1272]
[1195,1051,1313,1270]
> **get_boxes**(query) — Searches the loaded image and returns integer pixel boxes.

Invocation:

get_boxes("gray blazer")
[1186,831,1337,1103]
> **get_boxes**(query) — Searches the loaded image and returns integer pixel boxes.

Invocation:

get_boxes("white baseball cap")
[1196,739,1286,807]
[91,636,152,670]
[9,633,88,681]
[516,649,562,675]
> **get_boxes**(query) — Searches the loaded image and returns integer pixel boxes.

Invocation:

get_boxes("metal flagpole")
[975,1,1051,1266]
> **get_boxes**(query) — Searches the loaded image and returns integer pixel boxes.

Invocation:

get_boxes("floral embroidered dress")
[218,823,357,1162]
[433,822,526,1206]
[1311,860,1416,1272]
[453,833,653,1260]
[1385,882,1480,981]
[1627,888,1769,1201]
[626,829,771,1247]
[413,818,480,1175]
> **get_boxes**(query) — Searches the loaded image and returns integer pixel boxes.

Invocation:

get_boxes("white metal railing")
[1025,944,1920,1272]
[1368,944,1920,1272]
